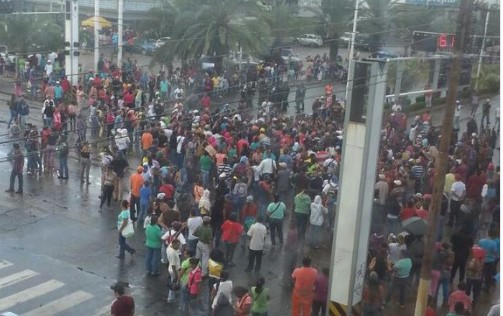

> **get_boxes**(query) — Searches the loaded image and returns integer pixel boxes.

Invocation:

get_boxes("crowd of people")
[365,92,500,315]
[2,47,500,316]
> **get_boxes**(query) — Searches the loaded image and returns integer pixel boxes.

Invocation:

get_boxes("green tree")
[0,15,63,54]
[153,0,270,73]
[262,5,299,49]
[318,0,353,60]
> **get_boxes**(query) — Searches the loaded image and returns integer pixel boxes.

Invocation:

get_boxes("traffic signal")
[437,33,447,48]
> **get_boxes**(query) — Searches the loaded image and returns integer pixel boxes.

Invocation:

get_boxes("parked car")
[354,34,371,51]
[155,37,171,49]
[339,32,352,47]
[131,38,157,55]
[370,51,397,59]
[296,34,323,47]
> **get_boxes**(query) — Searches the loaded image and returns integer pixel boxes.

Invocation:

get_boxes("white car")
[296,34,323,47]
[155,37,171,48]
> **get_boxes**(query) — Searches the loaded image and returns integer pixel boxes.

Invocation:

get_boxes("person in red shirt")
[416,199,430,219]
[110,282,135,316]
[291,256,318,316]
[448,282,472,313]
[220,213,244,266]
[401,199,417,220]
[158,180,175,200]
[465,169,487,199]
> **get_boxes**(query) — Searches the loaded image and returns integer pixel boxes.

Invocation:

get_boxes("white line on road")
[0,260,13,270]
[22,290,93,316]
[0,270,38,289]
[92,304,110,316]
[0,279,65,311]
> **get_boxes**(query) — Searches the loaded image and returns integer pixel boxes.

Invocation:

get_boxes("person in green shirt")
[251,277,269,315]
[267,194,286,246]
[144,215,162,275]
[199,151,213,187]
[178,248,193,313]
[294,189,311,240]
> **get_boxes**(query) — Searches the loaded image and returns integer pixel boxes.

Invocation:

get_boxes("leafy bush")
[407,102,426,113]
[416,96,425,103]
[433,97,446,106]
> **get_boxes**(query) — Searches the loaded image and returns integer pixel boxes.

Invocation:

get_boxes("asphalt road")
[0,62,498,314]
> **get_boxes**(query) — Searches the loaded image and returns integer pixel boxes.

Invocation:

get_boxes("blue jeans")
[180,282,189,312]
[145,246,161,274]
[386,217,400,235]
[118,233,135,258]
[269,218,283,245]
[59,156,68,178]
[187,238,198,255]
[295,213,309,240]
[385,276,408,305]
[310,224,322,247]
[139,202,148,222]
[436,276,449,303]
[201,169,210,187]
[7,110,17,129]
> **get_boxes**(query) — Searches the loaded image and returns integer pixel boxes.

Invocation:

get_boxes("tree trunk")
[329,36,339,61]
[414,0,473,314]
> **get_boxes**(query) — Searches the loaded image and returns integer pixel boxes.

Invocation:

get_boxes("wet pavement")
[0,62,499,315]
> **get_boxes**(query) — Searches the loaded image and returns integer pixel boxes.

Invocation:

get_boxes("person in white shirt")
[448,174,466,227]
[166,239,181,303]
[245,217,267,273]
[258,152,276,178]
[309,195,327,249]
[187,209,203,254]
[211,270,233,311]
[323,155,338,175]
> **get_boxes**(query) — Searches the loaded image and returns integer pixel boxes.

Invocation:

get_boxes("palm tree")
[262,5,299,49]
[154,0,270,74]
[316,0,353,60]
[0,15,63,54]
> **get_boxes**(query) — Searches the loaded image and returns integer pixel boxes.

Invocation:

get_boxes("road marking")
[0,270,38,289]
[92,304,110,316]
[0,279,65,311]
[22,290,93,316]
[0,260,13,270]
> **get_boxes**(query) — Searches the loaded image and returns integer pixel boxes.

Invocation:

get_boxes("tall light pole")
[344,0,359,103]
[475,10,489,90]
[94,0,100,73]
[117,0,123,69]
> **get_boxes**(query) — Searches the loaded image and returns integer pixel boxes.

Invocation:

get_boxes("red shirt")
[448,290,472,312]
[466,174,486,199]
[221,220,244,243]
[111,295,134,316]
[416,208,429,220]
[159,184,175,199]
[401,207,417,220]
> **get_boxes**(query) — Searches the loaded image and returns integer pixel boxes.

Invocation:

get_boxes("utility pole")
[475,10,489,90]
[413,0,472,313]
[344,0,359,103]
[94,0,100,73]
[117,0,123,70]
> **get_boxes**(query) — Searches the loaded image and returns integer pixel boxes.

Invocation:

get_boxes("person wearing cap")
[110,282,135,316]
[129,166,145,222]
[386,180,405,235]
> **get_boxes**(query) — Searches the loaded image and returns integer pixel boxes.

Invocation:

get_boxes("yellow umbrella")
[81,16,112,29]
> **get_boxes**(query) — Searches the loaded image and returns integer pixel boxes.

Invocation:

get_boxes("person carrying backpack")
[16,95,29,130]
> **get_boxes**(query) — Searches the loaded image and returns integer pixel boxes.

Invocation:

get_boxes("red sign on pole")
[438,33,447,48]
